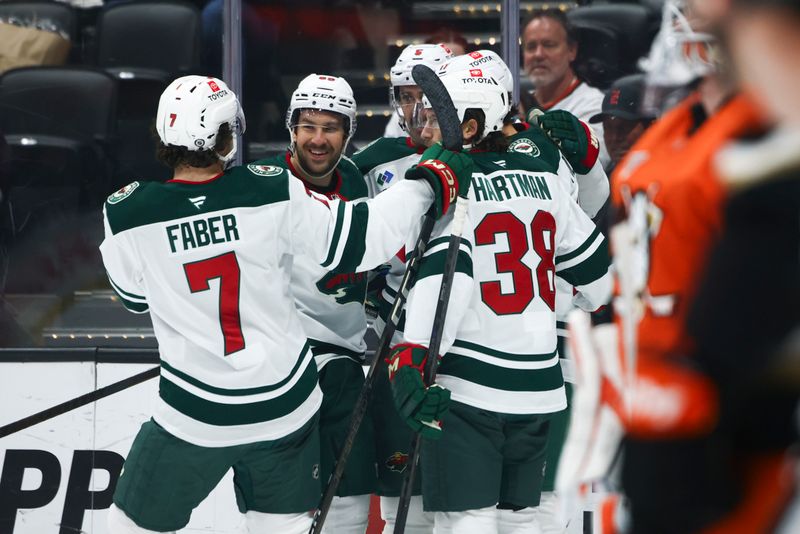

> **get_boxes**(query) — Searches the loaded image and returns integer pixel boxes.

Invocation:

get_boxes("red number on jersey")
[475,210,557,315]
[184,251,245,355]
[169,113,177,127]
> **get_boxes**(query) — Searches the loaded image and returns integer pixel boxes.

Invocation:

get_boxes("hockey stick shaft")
[309,213,436,534]
[394,196,469,534]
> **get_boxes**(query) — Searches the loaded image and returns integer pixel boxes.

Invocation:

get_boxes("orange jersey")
[611,93,764,363]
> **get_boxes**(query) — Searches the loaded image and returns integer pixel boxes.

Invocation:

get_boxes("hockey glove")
[535,110,599,174]
[386,343,451,439]
[405,143,473,219]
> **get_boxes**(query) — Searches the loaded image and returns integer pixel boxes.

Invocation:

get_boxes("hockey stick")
[308,64,463,534]
[393,65,468,534]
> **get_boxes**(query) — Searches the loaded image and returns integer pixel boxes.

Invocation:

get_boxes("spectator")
[521,9,610,168]
[588,74,655,172]
[424,27,468,56]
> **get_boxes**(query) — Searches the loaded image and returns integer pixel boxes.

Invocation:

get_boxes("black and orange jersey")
[611,92,764,363]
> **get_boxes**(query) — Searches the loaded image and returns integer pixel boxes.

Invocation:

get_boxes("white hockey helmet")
[286,74,357,139]
[390,43,454,87]
[439,50,514,95]
[426,69,508,144]
[390,44,454,133]
[156,75,245,163]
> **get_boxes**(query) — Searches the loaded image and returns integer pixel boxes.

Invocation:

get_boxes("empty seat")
[569,4,659,78]
[0,66,117,222]
[96,0,200,81]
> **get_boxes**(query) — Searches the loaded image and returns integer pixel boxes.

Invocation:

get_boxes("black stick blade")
[411,64,462,151]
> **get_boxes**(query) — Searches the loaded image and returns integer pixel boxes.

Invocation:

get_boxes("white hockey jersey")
[403,151,612,415]
[100,164,433,446]
[252,153,371,367]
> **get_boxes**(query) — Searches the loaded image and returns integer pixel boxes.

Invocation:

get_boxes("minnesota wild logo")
[509,138,540,157]
[247,164,284,177]
[316,271,367,304]
[107,181,140,204]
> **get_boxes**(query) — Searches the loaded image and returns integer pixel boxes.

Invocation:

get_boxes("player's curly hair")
[155,123,233,170]
[464,109,510,153]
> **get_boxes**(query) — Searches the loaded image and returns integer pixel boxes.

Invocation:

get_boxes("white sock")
[243,510,312,534]
[320,494,370,534]
[434,506,498,534]
[381,495,434,534]
[498,507,543,534]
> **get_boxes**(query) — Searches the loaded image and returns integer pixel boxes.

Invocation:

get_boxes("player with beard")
[250,74,374,534]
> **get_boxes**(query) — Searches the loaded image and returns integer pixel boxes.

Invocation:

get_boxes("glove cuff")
[418,159,458,214]
[386,343,429,381]
[579,121,600,172]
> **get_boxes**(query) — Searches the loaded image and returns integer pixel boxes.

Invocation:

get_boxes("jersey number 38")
[475,210,556,315]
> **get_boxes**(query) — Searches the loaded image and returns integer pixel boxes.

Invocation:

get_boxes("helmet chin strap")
[216,136,238,168]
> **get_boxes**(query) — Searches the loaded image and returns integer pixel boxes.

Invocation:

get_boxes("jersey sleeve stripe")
[107,276,149,313]
[329,202,369,272]
[426,235,473,252]
[321,201,348,269]
[438,353,563,392]
[556,241,610,286]
[416,248,473,282]
[160,342,311,397]
[451,339,558,363]
[555,230,605,271]
[158,356,317,426]
[107,275,146,302]
[556,227,602,265]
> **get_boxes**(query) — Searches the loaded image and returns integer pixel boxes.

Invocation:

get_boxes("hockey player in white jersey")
[100,75,473,534]
[385,69,611,533]
[353,42,454,534]
[250,74,375,534]
[383,43,454,139]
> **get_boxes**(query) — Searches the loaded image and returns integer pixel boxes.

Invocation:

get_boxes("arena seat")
[568,3,659,87]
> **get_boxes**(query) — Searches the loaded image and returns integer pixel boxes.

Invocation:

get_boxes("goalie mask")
[639,0,721,115]
[390,44,454,133]
[156,75,245,164]
[424,69,508,146]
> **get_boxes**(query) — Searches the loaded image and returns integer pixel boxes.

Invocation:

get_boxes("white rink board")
[0,360,242,534]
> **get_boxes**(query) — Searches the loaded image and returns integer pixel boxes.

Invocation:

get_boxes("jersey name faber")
[166,213,240,253]
[471,171,552,203]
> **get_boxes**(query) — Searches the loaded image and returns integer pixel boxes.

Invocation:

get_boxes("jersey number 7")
[183,251,245,355]
[475,210,556,315]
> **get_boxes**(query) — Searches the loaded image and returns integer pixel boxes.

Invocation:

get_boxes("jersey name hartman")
[166,214,240,253]
[471,171,552,203]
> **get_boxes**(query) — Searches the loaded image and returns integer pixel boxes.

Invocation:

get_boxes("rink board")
[0,350,241,534]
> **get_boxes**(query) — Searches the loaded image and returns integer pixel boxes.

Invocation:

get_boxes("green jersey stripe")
[451,339,557,362]
[556,241,609,286]
[332,202,369,272]
[160,341,311,396]
[321,202,346,268]
[556,227,601,264]
[416,249,473,282]
[309,339,365,360]
[159,359,317,426]
[107,275,146,302]
[426,236,473,252]
[438,354,564,392]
